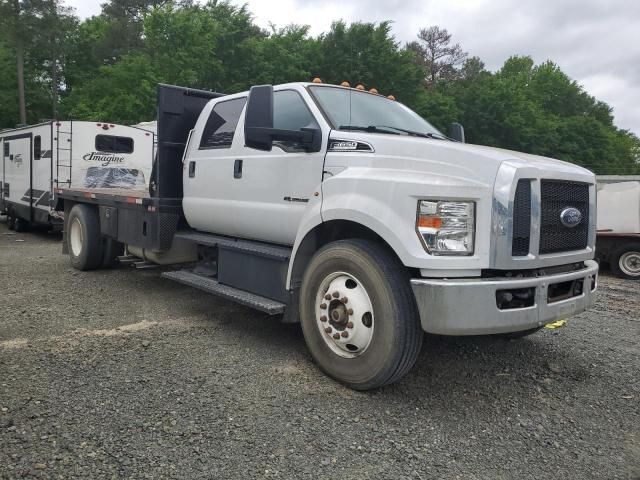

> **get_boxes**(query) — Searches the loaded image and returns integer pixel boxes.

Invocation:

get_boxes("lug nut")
[333,333,340,340]
[320,315,327,322]
[347,308,354,315]
[320,303,327,309]
[340,297,348,303]
[332,291,340,298]
[346,321,354,329]
[324,294,332,301]
[341,331,349,338]
[325,327,332,333]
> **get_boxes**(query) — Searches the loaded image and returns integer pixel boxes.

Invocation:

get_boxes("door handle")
[188,161,196,178]
[234,159,243,179]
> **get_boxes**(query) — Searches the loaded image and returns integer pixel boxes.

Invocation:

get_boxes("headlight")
[417,200,475,255]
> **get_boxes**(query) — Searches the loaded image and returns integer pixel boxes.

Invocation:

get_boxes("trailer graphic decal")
[11,153,23,166]
[20,189,48,205]
[83,151,126,167]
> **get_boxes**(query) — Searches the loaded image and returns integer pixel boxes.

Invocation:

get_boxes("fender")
[286,167,493,288]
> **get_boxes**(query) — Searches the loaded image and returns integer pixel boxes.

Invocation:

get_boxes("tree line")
[1,0,638,174]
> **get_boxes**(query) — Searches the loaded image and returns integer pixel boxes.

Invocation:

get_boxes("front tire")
[67,204,103,271]
[300,239,423,390]
[611,243,640,280]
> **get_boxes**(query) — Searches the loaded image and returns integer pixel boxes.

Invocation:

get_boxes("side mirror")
[244,85,322,152]
[449,122,465,143]
[244,85,274,151]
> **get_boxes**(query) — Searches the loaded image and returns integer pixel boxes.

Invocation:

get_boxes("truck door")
[184,88,327,246]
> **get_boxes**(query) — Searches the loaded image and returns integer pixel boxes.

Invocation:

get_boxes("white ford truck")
[54,82,598,390]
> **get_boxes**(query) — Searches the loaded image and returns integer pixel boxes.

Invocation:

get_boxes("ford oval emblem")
[560,207,582,228]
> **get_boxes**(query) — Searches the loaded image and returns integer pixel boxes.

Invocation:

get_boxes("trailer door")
[3,133,33,221]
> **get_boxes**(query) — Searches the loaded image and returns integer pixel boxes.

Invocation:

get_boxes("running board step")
[174,231,291,260]
[161,270,286,315]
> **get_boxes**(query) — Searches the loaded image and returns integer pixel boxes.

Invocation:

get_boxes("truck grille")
[511,179,589,256]
[539,180,589,254]
[511,179,531,256]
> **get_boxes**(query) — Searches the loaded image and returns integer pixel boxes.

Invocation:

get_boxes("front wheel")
[300,239,423,390]
[611,243,640,280]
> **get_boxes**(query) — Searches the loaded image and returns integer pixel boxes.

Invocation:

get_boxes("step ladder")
[55,120,73,189]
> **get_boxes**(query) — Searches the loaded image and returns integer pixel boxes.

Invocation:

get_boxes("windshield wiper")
[373,125,450,140]
[338,124,449,140]
[337,125,401,135]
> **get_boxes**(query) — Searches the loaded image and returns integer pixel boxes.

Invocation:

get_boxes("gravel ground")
[1,218,639,480]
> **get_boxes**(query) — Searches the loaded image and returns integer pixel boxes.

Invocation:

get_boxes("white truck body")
[1,121,154,228]
[56,82,599,389]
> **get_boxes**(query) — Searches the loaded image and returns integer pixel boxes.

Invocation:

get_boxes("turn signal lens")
[417,216,442,229]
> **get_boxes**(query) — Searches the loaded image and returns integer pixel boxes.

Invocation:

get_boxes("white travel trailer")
[1,121,155,230]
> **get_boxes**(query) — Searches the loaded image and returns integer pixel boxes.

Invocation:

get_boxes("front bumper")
[411,260,598,335]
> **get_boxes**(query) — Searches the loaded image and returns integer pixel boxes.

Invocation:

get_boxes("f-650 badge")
[328,140,373,152]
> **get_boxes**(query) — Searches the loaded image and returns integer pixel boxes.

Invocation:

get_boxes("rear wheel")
[300,239,423,390]
[67,204,103,271]
[611,243,640,280]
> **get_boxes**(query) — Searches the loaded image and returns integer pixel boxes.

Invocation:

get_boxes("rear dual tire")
[68,204,103,271]
[300,239,423,390]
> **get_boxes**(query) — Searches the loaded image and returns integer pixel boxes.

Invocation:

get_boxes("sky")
[66,0,640,135]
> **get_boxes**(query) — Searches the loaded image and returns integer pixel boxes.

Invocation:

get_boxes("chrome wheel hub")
[620,251,640,277]
[315,272,374,358]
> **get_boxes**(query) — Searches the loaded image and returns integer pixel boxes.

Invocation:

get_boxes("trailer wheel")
[611,243,640,280]
[67,204,103,271]
[13,217,27,232]
[300,239,423,390]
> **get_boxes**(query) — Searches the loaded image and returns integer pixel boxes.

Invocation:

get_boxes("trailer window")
[95,135,134,154]
[3,142,8,157]
[34,136,41,160]
[199,97,246,149]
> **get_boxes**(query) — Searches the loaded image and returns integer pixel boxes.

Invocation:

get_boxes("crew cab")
[54,82,598,390]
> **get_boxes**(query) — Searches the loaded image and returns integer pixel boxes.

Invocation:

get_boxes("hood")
[327,131,595,188]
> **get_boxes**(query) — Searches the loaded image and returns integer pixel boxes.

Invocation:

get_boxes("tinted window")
[95,135,134,153]
[3,142,8,157]
[273,90,318,131]
[200,97,246,149]
[34,136,41,160]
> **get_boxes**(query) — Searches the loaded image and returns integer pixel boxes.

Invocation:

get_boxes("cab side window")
[200,97,247,149]
[273,90,318,151]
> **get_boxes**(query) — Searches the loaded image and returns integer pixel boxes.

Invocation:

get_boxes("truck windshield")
[308,85,443,138]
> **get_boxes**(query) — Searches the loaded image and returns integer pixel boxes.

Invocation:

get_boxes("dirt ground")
[1,219,639,479]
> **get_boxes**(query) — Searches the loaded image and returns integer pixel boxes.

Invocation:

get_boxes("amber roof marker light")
[312,77,323,83]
